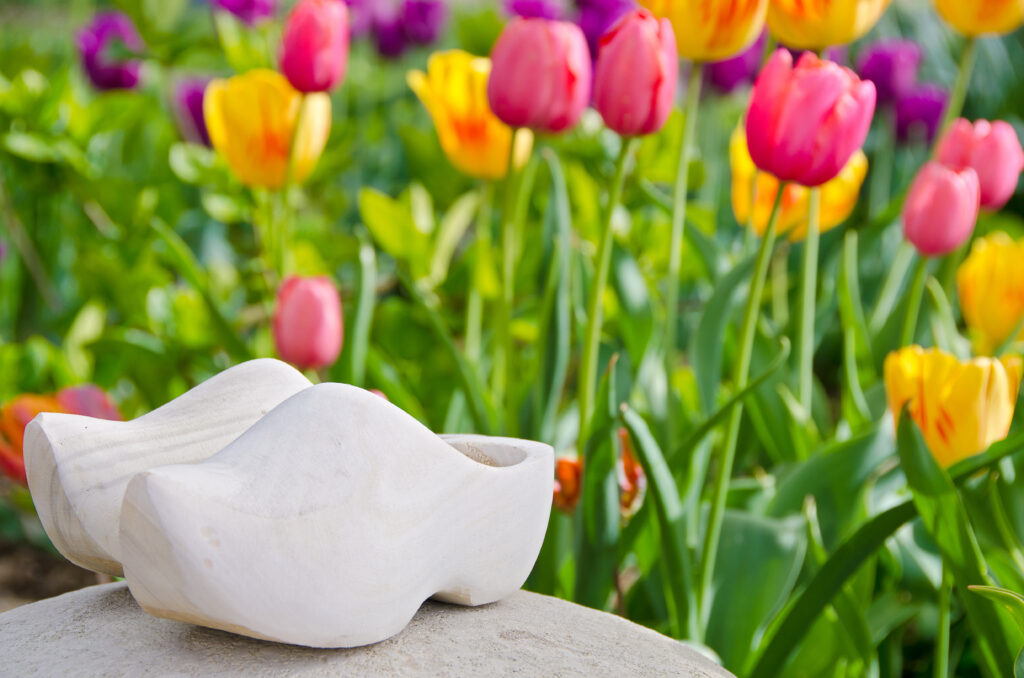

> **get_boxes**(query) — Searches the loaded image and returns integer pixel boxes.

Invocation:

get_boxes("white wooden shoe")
[24,359,312,576]
[118,383,554,648]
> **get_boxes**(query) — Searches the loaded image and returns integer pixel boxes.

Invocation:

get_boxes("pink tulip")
[903,162,980,257]
[279,0,350,93]
[746,49,876,187]
[273,275,344,369]
[56,385,123,421]
[937,118,1024,210]
[487,18,591,134]
[592,10,677,137]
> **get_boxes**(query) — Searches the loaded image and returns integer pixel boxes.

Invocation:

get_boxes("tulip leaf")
[358,188,430,277]
[620,405,694,639]
[969,586,1024,633]
[427,190,478,289]
[690,251,757,415]
[335,230,376,388]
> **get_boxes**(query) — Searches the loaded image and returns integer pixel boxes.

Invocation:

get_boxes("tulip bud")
[273,276,344,370]
[856,39,921,107]
[706,31,766,94]
[76,12,144,91]
[504,0,569,20]
[280,0,350,93]
[211,0,277,25]
[400,0,447,45]
[746,49,876,187]
[937,118,1024,210]
[488,18,591,134]
[902,162,980,257]
[593,10,678,137]
[56,385,123,421]
[934,0,1024,37]
[552,457,582,513]
[617,427,646,519]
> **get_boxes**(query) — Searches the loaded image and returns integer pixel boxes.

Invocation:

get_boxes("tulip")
[505,0,569,19]
[76,12,144,91]
[577,0,636,57]
[767,0,891,50]
[902,162,980,257]
[958,233,1024,355]
[639,0,768,62]
[937,119,1024,210]
[173,78,212,147]
[617,428,646,519]
[273,276,344,370]
[211,0,276,24]
[408,51,534,180]
[280,0,350,94]
[56,385,123,422]
[401,0,447,45]
[856,40,922,107]
[204,69,331,189]
[885,346,1022,467]
[552,456,582,513]
[746,49,876,187]
[592,11,678,137]
[0,387,120,486]
[730,127,868,240]
[894,84,948,145]
[706,31,766,94]
[487,18,591,134]
[934,0,1024,37]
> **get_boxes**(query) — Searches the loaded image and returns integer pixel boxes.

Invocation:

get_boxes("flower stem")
[938,37,977,140]
[797,188,821,412]
[663,63,704,447]
[466,182,494,365]
[901,256,929,348]
[697,186,785,639]
[579,138,639,446]
[496,129,525,434]
[934,564,951,678]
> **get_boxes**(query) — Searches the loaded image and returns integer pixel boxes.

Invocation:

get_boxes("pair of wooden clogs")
[24,360,553,648]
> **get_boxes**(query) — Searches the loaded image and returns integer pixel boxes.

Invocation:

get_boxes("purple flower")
[401,0,447,45]
[173,78,212,147]
[76,12,144,91]
[346,0,446,58]
[895,84,948,145]
[705,31,765,94]
[504,0,569,19]
[576,0,635,58]
[783,44,847,66]
[857,40,921,107]
[210,0,276,25]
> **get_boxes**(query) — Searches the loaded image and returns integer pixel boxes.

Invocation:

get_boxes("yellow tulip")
[730,127,867,241]
[204,69,331,189]
[407,50,533,181]
[935,0,1024,36]
[958,232,1024,355]
[639,0,768,61]
[767,0,891,50]
[885,345,1022,468]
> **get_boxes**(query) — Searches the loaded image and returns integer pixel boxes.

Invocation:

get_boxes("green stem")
[869,110,894,220]
[579,138,639,446]
[935,565,951,678]
[496,129,525,434]
[797,188,821,412]
[869,241,915,334]
[938,38,977,142]
[900,256,929,347]
[696,186,786,639]
[466,182,493,364]
[663,64,704,447]
[0,173,60,311]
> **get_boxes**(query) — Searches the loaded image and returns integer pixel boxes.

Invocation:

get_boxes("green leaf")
[336,231,376,388]
[970,586,1024,632]
[707,511,806,672]
[169,142,217,185]
[690,251,757,414]
[358,188,429,270]
[427,190,478,289]
[620,405,694,638]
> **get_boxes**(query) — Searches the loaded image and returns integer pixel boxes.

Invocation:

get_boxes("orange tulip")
[553,456,582,513]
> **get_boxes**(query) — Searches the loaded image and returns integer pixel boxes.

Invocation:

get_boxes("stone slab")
[0,583,734,677]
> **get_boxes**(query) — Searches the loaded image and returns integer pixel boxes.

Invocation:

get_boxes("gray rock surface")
[0,583,734,677]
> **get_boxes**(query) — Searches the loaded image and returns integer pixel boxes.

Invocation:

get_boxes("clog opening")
[445,439,528,468]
